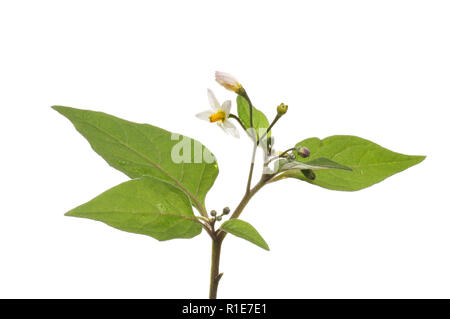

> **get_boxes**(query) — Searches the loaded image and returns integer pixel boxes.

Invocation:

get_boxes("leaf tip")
[417,155,426,162]
[51,105,69,115]
[408,154,426,167]
[64,209,76,217]
[52,105,75,114]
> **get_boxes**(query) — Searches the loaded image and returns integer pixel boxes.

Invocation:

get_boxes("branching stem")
[208,173,273,299]
[257,114,281,145]
[208,91,279,299]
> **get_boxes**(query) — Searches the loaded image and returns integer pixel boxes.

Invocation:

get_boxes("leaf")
[52,106,219,212]
[66,176,202,241]
[236,96,271,139]
[280,135,425,191]
[220,219,269,251]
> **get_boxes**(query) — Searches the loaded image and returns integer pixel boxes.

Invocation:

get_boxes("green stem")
[246,142,258,193]
[245,114,282,193]
[228,114,246,131]
[209,238,223,299]
[257,114,281,145]
[208,174,272,299]
[229,114,253,139]
[278,147,297,158]
[208,91,278,298]
[217,175,270,242]
[240,90,254,133]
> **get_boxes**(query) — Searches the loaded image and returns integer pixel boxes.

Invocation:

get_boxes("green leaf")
[220,219,269,251]
[236,96,271,139]
[281,135,425,191]
[66,176,202,241]
[52,106,219,212]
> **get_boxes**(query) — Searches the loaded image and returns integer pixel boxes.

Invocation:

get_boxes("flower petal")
[222,120,240,138]
[221,100,232,116]
[215,71,241,93]
[207,89,220,111]
[196,110,214,121]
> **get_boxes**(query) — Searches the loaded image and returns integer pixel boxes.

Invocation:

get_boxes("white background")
[1,0,449,298]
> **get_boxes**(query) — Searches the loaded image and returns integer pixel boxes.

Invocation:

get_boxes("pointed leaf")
[52,106,219,212]
[281,135,425,191]
[220,219,269,251]
[236,96,271,139]
[66,176,202,241]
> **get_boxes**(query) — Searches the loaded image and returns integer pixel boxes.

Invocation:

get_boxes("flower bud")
[301,169,316,180]
[296,146,310,158]
[216,216,222,221]
[222,207,230,215]
[215,71,242,93]
[210,210,217,217]
[277,103,288,115]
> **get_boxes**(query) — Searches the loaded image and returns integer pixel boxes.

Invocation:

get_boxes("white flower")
[196,89,240,138]
[215,71,242,93]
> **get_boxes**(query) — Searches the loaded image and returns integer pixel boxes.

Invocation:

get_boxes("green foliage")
[66,176,202,241]
[236,96,271,138]
[53,106,219,211]
[52,73,426,299]
[220,219,269,251]
[282,135,425,191]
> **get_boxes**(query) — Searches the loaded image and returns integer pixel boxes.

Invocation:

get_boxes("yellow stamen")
[209,110,226,123]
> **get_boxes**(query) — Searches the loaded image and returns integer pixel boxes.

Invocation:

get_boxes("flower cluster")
[195,72,244,138]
